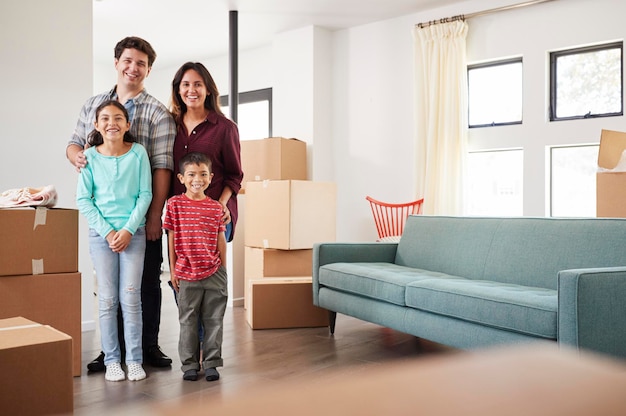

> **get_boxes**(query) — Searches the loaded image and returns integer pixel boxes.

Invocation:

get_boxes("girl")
[76,100,152,382]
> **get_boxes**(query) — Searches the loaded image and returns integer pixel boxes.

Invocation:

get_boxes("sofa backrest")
[395,216,626,290]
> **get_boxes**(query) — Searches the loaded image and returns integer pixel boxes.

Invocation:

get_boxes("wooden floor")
[73,275,455,415]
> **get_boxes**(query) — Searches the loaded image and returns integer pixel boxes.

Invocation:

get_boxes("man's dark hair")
[114,36,157,67]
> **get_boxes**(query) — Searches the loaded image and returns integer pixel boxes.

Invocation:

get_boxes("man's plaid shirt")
[68,86,175,171]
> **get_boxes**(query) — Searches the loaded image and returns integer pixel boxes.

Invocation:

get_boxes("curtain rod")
[416,0,555,29]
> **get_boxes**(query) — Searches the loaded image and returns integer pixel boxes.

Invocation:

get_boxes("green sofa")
[313,215,626,359]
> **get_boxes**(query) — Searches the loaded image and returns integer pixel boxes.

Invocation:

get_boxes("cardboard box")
[0,207,78,276]
[245,247,313,279]
[245,180,336,249]
[0,272,82,376]
[240,137,307,192]
[244,247,313,308]
[0,317,73,415]
[246,277,329,329]
[597,129,626,217]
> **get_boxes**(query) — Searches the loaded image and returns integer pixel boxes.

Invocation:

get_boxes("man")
[67,36,175,371]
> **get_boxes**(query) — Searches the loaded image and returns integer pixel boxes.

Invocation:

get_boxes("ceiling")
[93,0,467,68]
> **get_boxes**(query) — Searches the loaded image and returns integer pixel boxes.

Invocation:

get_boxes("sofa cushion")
[318,262,463,306]
[405,278,557,339]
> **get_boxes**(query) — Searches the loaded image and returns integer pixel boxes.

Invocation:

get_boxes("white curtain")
[414,20,469,215]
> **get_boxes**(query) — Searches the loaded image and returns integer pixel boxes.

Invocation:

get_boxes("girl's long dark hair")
[87,100,136,147]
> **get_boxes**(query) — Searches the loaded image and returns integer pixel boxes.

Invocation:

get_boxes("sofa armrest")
[312,242,398,306]
[558,267,626,359]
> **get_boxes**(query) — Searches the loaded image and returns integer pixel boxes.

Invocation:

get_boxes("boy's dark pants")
[177,266,228,372]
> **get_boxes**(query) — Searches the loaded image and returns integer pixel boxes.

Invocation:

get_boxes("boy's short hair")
[179,152,212,175]
[114,36,157,67]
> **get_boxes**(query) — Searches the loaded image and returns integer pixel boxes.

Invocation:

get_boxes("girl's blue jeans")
[89,227,146,366]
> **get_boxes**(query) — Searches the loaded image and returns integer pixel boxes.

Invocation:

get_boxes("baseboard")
[81,320,96,332]
[230,297,244,307]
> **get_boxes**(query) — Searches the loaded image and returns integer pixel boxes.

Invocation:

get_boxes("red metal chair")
[366,196,424,242]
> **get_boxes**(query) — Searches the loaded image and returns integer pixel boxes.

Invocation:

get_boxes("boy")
[163,152,228,382]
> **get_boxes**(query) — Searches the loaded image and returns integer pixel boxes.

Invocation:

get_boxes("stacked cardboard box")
[246,277,328,329]
[241,138,334,329]
[0,317,73,415]
[0,207,78,276]
[0,207,82,376]
[245,180,337,250]
[597,129,626,217]
[244,246,312,307]
[240,137,307,193]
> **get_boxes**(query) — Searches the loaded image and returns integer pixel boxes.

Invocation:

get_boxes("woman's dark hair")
[179,152,212,175]
[87,100,136,147]
[170,61,223,122]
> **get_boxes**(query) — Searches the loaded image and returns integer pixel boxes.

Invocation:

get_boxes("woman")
[169,62,243,241]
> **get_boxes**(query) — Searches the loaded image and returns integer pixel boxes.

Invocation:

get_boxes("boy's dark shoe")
[183,369,198,381]
[87,351,105,373]
[205,367,220,382]
[144,345,172,367]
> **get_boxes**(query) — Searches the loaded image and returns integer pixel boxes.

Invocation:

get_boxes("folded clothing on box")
[0,185,57,208]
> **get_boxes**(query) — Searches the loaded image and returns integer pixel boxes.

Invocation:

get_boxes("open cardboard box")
[597,129,626,217]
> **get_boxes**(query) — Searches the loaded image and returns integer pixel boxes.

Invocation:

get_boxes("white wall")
[328,0,517,241]
[0,1,95,330]
[332,14,421,241]
[330,0,626,240]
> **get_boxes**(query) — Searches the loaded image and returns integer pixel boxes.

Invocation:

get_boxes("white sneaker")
[127,363,146,381]
[105,362,125,382]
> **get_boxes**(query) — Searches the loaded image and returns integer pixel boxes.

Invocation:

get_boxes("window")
[467,58,523,128]
[220,88,272,140]
[549,42,623,121]
[550,145,598,217]
[466,149,523,216]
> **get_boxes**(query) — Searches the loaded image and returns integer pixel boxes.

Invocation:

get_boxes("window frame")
[549,41,623,122]
[467,57,523,129]
[220,87,273,137]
